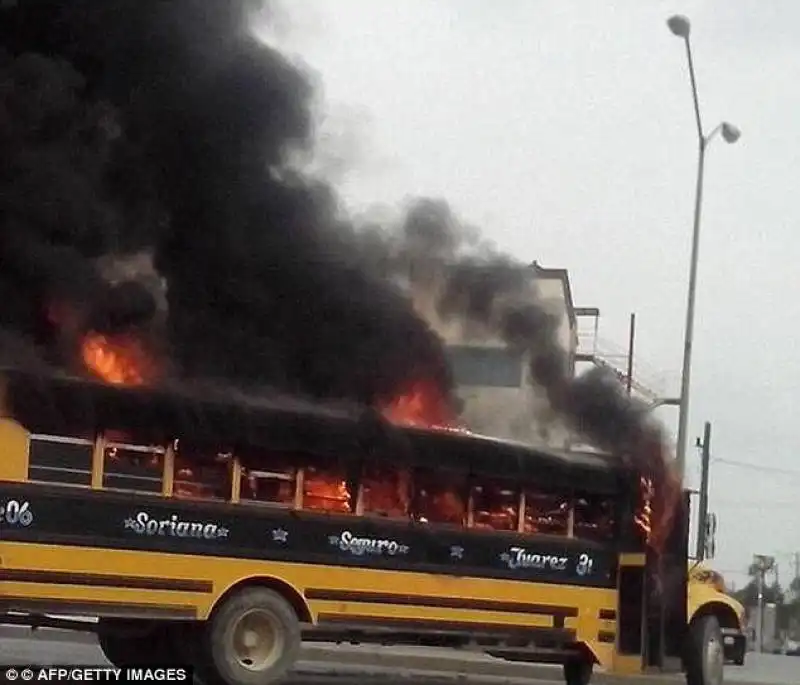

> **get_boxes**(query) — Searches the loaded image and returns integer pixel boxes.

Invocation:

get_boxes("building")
[424,262,580,450]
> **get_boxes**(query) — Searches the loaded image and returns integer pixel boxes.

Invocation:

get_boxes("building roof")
[530,261,577,332]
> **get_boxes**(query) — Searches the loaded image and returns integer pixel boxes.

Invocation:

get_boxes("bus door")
[644,490,690,671]
[615,489,689,674]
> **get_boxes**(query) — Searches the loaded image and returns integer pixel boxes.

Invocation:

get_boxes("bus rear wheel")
[97,619,180,667]
[198,587,301,685]
[563,657,593,685]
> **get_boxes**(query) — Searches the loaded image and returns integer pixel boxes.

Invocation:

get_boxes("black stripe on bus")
[305,589,578,627]
[599,608,616,621]
[598,630,616,643]
[0,569,212,594]
[1,531,618,589]
[316,613,577,641]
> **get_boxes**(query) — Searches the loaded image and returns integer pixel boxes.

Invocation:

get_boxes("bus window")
[174,448,231,501]
[360,463,410,519]
[103,440,163,494]
[412,469,467,526]
[471,479,519,531]
[574,492,615,542]
[240,453,296,507]
[28,432,94,487]
[303,458,352,514]
[522,488,569,535]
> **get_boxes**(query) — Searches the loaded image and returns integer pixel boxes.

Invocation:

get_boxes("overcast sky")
[274,0,800,589]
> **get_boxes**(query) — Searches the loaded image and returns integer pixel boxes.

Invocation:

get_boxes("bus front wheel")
[563,658,593,685]
[684,615,724,685]
[198,586,301,685]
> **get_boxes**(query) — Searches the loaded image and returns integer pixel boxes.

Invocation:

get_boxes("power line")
[712,457,800,477]
[712,500,795,509]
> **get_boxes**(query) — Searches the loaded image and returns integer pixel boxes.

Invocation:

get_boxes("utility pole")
[757,568,764,653]
[626,313,636,395]
[667,15,741,480]
[753,554,776,653]
[695,421,711,560]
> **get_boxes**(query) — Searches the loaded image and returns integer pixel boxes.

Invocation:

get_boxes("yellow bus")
[688,563,746,665]
[0,368,722,685]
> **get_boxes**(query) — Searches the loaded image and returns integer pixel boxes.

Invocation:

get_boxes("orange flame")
[381,379,465,431]
[81,333,154,386]
[639,436,683,555]
[635,476,654,540]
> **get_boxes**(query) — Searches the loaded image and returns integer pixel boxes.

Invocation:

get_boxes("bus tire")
[199,586,301,685]
[563,658,593,685]
[96,619,179,667]
[684,615,724,685]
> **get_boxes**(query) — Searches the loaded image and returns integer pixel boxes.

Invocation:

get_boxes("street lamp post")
[667,15,740,479]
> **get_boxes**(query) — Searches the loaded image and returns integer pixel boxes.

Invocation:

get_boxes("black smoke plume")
[0,0,451,403]
[365,197,680,547]
[1,0,679,542]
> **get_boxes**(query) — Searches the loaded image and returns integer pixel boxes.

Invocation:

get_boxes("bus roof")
[0,367,624,493]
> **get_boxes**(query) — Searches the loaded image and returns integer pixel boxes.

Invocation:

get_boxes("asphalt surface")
[724,652,799,685]
[0,627,562,685]
[0,625,794,685]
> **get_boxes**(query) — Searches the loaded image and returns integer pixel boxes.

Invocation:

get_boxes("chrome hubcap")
[228,609,284,672]
[705,633,724,685]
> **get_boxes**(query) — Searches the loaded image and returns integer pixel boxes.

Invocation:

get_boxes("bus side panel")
[1,540,617,644]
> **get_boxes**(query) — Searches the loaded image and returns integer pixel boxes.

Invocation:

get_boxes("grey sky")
[274,0,800,588]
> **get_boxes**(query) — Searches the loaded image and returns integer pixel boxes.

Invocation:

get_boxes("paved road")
[0,631,555,685]
[0,626,794,685]
[726,652,799,685]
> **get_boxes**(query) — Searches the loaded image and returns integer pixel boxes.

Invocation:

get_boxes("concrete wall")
[420,265,578,450]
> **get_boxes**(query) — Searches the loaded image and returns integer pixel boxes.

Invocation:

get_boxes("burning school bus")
[0,368,723,685]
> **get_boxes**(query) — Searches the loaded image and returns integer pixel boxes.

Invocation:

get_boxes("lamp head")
[667,15,691,39]
[721,122,741,144]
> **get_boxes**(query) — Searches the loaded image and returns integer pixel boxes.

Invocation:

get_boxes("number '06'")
[0,499,34,526]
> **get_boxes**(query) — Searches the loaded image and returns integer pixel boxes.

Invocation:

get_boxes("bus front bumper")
[721,628,746,662]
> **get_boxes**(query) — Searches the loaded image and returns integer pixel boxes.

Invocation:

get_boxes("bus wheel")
[200,587,301,685]
[96,619,179,667]
[563,657,593,685]
[685,615,724,685]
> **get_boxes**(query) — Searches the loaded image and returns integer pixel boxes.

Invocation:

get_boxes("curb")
[291,661,559,684]
[296,652,689,684]
[0,626,97,645]
[300,646,561,682]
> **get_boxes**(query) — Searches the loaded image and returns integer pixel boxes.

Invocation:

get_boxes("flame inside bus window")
[412,469,467,526]
[360,463,411,519]
[471,479,519,531]
[303,459,352,514]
